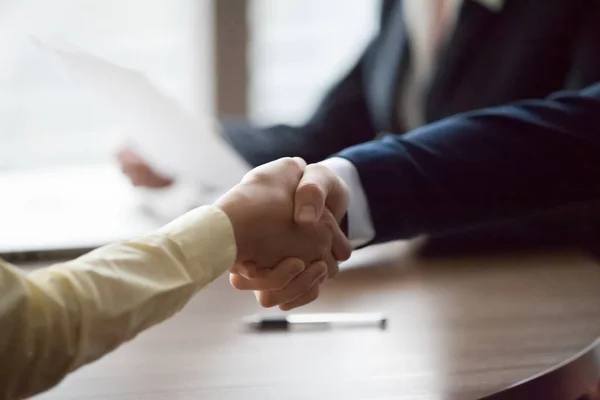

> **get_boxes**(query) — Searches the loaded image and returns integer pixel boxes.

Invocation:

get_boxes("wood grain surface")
[23,241,600,400]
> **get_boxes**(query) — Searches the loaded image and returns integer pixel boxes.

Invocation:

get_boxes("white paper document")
[33,37,251,196]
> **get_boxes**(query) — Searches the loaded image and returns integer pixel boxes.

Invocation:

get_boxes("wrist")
[215,189,251,261]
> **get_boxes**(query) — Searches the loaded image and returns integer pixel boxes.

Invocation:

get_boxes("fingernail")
[297,206,317,222]
[236,262,256,279]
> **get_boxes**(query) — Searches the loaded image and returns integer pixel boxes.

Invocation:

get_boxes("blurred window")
[248,0,379,125]
[0,0,209,171]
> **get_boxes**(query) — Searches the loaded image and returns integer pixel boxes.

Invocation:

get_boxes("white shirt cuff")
[318,157,375,248]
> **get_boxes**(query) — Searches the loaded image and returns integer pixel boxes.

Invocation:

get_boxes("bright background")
[0,0,378,171]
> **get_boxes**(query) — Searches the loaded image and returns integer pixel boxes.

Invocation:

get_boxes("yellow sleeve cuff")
[158,205,237,284]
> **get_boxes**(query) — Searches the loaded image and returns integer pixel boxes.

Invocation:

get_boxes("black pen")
[243,312,387,331]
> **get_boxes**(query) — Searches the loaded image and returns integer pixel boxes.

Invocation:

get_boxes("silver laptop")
[0,164,169,262]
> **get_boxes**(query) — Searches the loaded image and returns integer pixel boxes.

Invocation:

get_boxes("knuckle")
[281,157,300,169]
[240,169,254,183]
[306,162,324,173]
[246,169,269,183]
[310,163,334,179]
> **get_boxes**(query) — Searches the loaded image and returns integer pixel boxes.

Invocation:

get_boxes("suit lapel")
[424,0,501,122]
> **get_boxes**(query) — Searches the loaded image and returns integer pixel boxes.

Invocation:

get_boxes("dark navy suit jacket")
[337,83,600,247]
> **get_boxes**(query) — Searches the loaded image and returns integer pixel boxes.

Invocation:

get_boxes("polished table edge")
[481,248,600,399]
[482,337,600,400]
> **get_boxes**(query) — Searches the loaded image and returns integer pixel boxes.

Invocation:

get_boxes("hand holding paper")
[34,38,251,198]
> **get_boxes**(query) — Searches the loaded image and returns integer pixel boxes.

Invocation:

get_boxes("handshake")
[214,157,351,311]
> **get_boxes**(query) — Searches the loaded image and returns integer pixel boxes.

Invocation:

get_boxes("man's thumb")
[294,165,328,224]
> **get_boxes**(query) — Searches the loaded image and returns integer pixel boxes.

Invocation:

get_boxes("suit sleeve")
[336,83,600,244]
[219,0,397,167]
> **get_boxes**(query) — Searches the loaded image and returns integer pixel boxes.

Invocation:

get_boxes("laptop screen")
[0,165,163,257]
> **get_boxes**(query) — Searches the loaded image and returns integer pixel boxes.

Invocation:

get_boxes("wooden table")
[27,242,600,400]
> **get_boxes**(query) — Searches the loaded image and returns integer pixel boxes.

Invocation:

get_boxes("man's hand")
[216,158,351,273]
[228,162,351,310]
[116,146,174,188]
[230,259,329,311]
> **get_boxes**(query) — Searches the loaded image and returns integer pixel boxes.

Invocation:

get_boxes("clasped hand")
[216,157,350,310]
